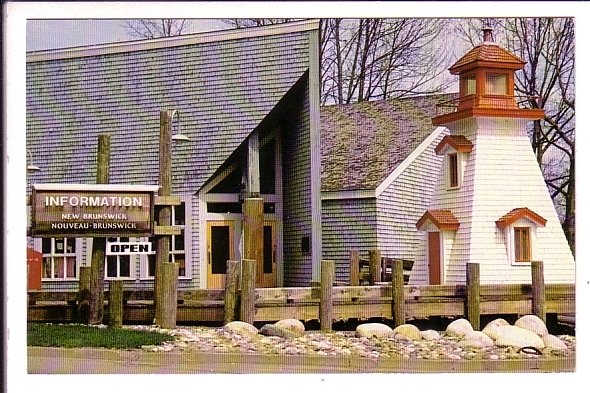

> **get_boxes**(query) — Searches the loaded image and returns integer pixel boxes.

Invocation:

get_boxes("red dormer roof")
[495,207,547,228]
[417,209,460,231]
[449,43,525,74]
[434,135,473,155]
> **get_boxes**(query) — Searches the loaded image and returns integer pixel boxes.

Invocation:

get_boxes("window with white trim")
[503,222,538,265]
[142,202,188,279]
[41,237,78,279]
[105,237,132,279]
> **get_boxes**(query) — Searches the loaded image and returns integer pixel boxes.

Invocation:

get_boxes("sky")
[26,18,231,51]
[6,1,590,391]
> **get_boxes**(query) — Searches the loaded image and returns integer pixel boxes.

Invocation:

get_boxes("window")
[448,153,459,188]
[145,202,187,278]
[463,75,476,95]
[41,237,77,279]
[485,73,507,95]
[105,237,131,279]
[514,227,531,262]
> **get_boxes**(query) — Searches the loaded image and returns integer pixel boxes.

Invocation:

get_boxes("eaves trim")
[27,19,320,62]
[375,126,447,197]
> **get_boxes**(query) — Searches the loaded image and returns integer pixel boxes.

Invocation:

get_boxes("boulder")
[445,318,474,338]
[224,321,259,336]
[356,323,393,339]
[274,319,305,335]
[482,318,510,340]
[494,325,545,350]
[392,324,422,341]
[515,315,549,337]
[420,329,441,341]
[259,324,301,339]
[460,331,494,348]
[542,334,568,351]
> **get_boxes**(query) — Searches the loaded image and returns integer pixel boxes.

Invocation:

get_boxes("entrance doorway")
[207,221,235,289]
[428,231,441,285]
[206,220,277,288]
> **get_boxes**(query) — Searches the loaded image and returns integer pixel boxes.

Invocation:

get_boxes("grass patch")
[27,323,174,349]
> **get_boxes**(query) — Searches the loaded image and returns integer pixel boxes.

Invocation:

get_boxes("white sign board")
[106,241,153,255]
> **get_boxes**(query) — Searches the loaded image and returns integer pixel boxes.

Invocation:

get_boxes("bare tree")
[221,19,296,29]
[320,18,452,105]
[122,19,194,39]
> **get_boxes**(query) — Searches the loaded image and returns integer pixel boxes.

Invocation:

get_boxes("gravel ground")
[127,325,576,361]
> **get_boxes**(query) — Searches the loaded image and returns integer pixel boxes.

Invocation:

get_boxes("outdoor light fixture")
[169,109,191,142]
[27,149,41,173]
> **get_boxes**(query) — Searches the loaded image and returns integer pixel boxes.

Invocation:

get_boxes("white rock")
[421,329,441,341]
[355,323,393,339]
[274,318,306,335]
[392,324,422,341]
[224,321,259,336]
[515,315,548,337]
[494,325,545,350]
[482,318,510,340]
[458,331,494,349]
[446,318,474,338]
[542,334,568,351]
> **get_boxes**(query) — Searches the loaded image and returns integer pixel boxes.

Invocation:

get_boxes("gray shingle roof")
[320,94,456,192]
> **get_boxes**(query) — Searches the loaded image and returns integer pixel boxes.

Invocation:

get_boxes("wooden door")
[428,231,441,285]
[259,222,277,287]
[207,221,235,289]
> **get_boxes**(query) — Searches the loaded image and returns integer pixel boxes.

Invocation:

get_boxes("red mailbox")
[27,248,42,290]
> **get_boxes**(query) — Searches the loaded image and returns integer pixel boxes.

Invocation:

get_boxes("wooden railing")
[28,261,575,326]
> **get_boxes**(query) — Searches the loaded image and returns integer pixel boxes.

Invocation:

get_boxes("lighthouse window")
[448,153,459,188]
[464,75,476,95]
[485,73,507,95]
[514,227,531,262]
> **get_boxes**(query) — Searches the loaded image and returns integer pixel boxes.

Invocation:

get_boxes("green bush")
[27,323,174,349]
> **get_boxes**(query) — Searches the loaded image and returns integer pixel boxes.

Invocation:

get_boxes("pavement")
[27,347,575,374]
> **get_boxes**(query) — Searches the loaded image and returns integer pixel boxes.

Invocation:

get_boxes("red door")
[27,248,42,290]
[428,232,441,285]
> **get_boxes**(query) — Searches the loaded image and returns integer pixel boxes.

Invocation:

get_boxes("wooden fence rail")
[28,263,575,325]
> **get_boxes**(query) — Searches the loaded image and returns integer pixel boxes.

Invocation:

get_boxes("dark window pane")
[66,238,75,253]
[263,203,275,214]
[148,255,156,277]
[174,234,185,251]
[211,226,230,274]
[120,257,130,277]
[263,226,273,274]
[207,203,242,213]
[55,238,65,254]
[174,203,185,225]
[42,238,51,254]
[107,256,117,277]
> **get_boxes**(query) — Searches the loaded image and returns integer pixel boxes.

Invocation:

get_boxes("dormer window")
[435,135,473,190]
[485,73,508,95]
[496,208,546,265]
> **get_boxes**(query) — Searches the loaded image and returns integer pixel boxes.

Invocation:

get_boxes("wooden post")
[108,280,123,328]
[243,198,264,285]
[349,250,360,286]
[89,134,110,325]
[240,259,257,324]
[77,266,91,324]
[155,110,176,328]
[466,263,480,330]
[223,260,240,324]
[368,249,381,285]
[531,261,546,323]
[391,258,405,327]
[320,260,335,331]
[155,262,178,328]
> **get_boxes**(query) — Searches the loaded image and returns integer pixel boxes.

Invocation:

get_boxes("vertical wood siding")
[282,78,314,286]
[321,198,378,284]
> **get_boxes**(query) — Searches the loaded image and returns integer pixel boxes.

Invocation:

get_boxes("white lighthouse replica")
[414,29,575,285]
